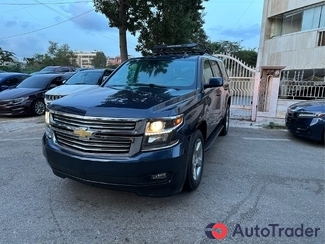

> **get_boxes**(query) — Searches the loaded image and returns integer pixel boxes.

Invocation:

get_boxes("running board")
[204,125,224,151]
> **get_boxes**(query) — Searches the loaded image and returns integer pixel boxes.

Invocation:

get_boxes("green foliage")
[93,0,208,59]
[207,40,257,67]
[0,47,16,65]
[92,51,107,68]
[234,50,258,67]
[23,41,77,71]
[134,0,208,55]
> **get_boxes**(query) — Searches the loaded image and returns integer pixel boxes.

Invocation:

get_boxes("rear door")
[202,58,222,137]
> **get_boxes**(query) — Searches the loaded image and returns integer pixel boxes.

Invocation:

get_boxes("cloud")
[0,36,46,60]
[206,24,261,48]
[5,20,17,28]
[59,3,112,33]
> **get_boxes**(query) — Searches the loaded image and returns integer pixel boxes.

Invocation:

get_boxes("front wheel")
[184,130,205,191]
[220,104,230,136]
[32,99,46,116]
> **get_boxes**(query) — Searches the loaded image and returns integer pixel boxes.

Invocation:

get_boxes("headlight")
[8,97,28,104]
[298,112,325,118]
[45,111,50,125]
[143,115,183,150]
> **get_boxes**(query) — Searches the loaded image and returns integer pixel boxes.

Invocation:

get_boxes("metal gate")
[214,54,256,120]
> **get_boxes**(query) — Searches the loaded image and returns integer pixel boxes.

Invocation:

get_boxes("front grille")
[50,112,145,156]
[45,95,65,101]
[52,113,137,131]
[0,100,9,106]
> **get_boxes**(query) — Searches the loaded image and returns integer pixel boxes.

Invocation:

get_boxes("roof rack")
[152,43,212,56]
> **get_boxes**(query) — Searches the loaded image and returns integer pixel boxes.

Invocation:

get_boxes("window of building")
[317,31,325,46]
[302,6,322,30]
[282,12,303,35]
[269,3,325,38]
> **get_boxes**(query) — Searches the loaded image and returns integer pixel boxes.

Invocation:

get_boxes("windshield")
[40,67,57,72]
[104,58,196,89]
[65,71,103,85]
[17,75,54,89]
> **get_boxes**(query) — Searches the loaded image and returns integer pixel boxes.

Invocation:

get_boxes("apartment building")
[257,0,325,74]
[73,51,98,68]
[254,0,325,124]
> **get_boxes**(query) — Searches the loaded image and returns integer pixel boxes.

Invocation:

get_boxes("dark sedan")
[0,72,30,92]
[285,99,325,143]
[0,74,65,116]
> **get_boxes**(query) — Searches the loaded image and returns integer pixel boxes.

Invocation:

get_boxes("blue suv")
[42,44,231,196]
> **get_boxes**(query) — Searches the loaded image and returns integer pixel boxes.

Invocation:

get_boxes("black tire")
[220,103,230,136]
[184,130,205,191]
[32,99,46,116]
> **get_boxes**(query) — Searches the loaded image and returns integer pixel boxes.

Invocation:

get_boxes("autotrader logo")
[205,222,321,240]
[205,223,228,240]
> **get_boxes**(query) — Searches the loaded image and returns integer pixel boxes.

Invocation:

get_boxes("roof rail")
[152,43,212,56]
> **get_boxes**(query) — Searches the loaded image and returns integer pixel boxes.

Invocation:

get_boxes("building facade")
[253,0,325,124]
[73,51,97,68]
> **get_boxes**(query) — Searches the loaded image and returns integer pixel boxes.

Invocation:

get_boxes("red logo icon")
[205,222,228,240]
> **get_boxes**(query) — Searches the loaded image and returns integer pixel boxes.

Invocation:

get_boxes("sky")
[0,0,264,61]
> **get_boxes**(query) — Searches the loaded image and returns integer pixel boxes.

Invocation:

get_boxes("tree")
[93,0,139,62]
[0,47,16,65]
[93,0,208,60]
[92,51,107,68]
[134,0,208,55]
[24,41,77,70]
[208,40,258,67]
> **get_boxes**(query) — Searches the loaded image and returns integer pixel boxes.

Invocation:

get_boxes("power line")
[0,9,93,40]
[0,1,92,5]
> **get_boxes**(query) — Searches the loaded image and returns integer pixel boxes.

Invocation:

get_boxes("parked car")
[0,72,30,92]
[31,66,75,75]
[0,74,66,116]
[285,99,325,143]
[42,43,231,197]
[44,69,114,106]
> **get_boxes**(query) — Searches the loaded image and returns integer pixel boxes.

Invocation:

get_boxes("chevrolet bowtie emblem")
[73,127,94,138]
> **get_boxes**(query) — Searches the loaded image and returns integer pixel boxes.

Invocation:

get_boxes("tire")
[32,99,46,116]
[184,130,204,191]
[220,103,230,136]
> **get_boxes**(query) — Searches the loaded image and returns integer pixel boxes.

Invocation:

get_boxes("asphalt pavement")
[0,116,324,244]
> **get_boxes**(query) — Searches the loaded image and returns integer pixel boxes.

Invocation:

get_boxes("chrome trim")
[49,110,146,156]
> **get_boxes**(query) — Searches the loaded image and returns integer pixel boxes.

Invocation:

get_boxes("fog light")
[151,172,167,180]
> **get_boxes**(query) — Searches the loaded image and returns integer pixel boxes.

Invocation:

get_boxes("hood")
[0,88,41,100]
[46,85,98,96]
[49,86,196,118]
[289,99,325,113]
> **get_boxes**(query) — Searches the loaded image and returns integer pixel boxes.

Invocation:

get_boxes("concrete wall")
[260,31,325,70]
[266,0,323,16]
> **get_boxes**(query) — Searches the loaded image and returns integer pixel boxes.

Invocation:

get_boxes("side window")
[218,60,229,83]
[49,77,63,88]
[5,77,20,86]
[61,67,70,72]
[210,60,223,78]
[202,60,213,84]
[18,75,29,83]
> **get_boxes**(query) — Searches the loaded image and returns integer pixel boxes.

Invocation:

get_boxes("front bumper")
[0,101,31,116]
[42,134,189,197]
[285,114,324,142]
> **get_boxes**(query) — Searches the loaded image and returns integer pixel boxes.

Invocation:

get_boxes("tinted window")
[105,59,196,88]
[210,60,222,77]
[40,67,57,72]
[17,76,58,89]
[202,60,213,84]
[66,71,103,85]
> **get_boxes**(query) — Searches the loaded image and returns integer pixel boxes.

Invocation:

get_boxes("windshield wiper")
[135,83,178,90]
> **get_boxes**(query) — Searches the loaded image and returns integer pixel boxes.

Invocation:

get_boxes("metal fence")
[279,69,325,99]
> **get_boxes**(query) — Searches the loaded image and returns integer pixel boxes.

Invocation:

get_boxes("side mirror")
[204,77,223,89]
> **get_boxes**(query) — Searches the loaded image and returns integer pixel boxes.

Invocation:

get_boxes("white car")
[44,68,114,107]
